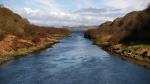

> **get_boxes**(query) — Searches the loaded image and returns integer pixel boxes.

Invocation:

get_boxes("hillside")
[66,26,97,31]
[85,5,150,68]
[0,6,70,64]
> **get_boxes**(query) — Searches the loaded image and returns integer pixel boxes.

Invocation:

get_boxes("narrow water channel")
[0,32,150,84]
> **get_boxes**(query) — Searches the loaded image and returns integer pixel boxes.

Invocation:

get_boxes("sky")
[0,0,149,26]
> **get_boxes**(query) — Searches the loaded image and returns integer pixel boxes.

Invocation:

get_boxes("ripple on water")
[0,32,150,84]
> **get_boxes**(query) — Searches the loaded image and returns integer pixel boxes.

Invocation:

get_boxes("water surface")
[0,32,150,84]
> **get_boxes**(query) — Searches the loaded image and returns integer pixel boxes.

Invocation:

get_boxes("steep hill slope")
[85,5,150,68]
[0,7,29,40]
[0,6,70,64]
[85,6,150,44]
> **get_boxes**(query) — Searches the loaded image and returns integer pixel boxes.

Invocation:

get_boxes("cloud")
[105,0,149,11]
[74,7,124,18]
[15,7,104,26]
[3,0,150,26]
[74,8,121,14]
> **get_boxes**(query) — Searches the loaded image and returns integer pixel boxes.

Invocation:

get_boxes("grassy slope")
[0,7,70,64]
[84,5,150,68]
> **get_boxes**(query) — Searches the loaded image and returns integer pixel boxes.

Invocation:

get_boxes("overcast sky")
[0,0,149,26]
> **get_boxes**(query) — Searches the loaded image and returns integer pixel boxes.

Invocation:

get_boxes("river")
[0,32,150,84]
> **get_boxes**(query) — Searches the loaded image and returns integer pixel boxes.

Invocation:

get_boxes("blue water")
[0,32,150,84]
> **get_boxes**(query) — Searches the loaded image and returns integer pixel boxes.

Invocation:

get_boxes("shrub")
[0,29,5,41]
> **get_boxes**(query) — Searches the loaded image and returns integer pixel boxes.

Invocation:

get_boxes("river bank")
[84,31,150,68]
[100,43,150,68]
[84,5,150,68]
[0,6,70,64]
[0,34,70,64]
[84,34,150,68]
[1,32,150,84]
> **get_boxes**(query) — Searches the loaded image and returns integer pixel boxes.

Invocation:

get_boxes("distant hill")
[66,26,98,31]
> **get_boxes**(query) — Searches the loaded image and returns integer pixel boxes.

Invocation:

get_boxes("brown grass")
[85,5,150,45]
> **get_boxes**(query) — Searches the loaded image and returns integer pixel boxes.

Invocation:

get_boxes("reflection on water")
[0,32,150,84]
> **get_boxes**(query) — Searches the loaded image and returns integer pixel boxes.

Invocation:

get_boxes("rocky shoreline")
[84,5,150,68]
[84,34,150,68]
[100,43,150,68]
[84,36,150,68]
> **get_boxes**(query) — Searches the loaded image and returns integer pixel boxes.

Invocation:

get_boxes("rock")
[141,51,148,58]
